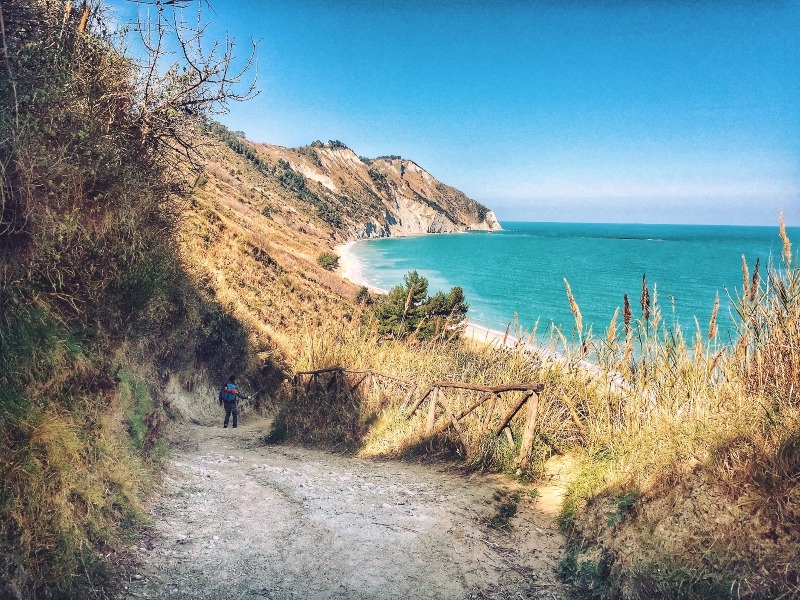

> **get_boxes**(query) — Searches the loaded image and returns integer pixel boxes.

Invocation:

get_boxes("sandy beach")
[335,240,387,294]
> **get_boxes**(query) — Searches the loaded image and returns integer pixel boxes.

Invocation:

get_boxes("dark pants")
[223,401,238,428]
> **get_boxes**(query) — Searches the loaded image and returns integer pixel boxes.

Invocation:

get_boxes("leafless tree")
[126,0,259,162]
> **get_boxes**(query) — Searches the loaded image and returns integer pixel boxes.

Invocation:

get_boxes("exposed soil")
[117,418,567,600]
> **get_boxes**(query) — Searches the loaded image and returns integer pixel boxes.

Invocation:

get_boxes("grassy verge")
[0,2,260,596]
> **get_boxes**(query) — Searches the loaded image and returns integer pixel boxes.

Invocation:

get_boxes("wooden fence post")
[516,390,541,469]
[439,395,468,451]
[426,387,438,434]
[403,383,417,408]
[482,393,498,430]
[341,371,354,400]
[494,392,533,436]
[503,427,515,447]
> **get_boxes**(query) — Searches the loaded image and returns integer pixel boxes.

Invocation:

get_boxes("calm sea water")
[348,222,797,345]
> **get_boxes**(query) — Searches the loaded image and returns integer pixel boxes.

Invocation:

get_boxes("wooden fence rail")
[405,382,544,469]
[293,367,417,407]
[291,367,545,469]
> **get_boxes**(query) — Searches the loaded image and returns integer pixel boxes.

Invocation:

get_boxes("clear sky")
[112,1,799,225]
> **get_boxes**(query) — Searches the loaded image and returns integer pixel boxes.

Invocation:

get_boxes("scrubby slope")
[203,125,501,241]
[0,4,272,598]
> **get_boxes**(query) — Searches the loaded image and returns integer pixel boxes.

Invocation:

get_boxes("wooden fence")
[406,381,544,468]
[293,367,417,404]
[292,367,544,468]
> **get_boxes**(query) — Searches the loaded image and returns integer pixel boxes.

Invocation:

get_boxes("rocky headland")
[203,128,501,242]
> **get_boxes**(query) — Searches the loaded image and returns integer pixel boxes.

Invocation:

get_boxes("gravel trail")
[118,419,566,600]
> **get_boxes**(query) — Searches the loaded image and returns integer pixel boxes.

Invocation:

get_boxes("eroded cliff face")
[240,139,501,240]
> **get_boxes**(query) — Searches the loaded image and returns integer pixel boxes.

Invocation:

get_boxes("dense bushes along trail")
[118,419,566,600]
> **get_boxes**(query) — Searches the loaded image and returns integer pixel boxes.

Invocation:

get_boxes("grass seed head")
[742,254,750,300]
[564,278,583,334]
[779,211,792,265]
[623,293,632,334]
[708,292,719,340]
[750,258,760,303]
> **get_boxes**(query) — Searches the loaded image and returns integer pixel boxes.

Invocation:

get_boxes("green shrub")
[317,252,340,271]
[317,201,343,228]
[373,271,468,341]
[355,286,371,305]
[558,547,614,599]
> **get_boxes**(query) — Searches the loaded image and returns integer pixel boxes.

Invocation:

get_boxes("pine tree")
[374,272,468,340]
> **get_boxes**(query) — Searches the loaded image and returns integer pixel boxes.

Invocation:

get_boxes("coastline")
[334,240,626,392]
[335,240,388,294]
[337,240,524,350]
[335,228,497,294]
[336,237,611,382]
[336,239,556,353]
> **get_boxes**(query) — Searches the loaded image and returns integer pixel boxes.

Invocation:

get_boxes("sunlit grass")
[251,211,798,598]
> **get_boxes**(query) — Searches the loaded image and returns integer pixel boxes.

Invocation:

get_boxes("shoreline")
[335,240,388,294]
[336,239,563,356]
[335,238,609,379]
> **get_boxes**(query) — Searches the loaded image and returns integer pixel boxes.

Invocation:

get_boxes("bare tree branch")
[126,0,259,164]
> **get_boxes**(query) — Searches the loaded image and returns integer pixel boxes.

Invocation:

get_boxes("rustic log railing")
[405,381,544,468]
[291,367,544,468]
[293,367,416,405]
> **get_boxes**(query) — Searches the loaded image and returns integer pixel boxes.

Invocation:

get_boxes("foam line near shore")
[463,322,563,361]
[465,322,624,388]
[335,240,388,294]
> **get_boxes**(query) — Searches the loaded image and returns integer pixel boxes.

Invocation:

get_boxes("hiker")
[219,375,249,428]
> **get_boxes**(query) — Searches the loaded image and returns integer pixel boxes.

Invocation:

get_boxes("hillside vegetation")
[1,1,798,599]
[202,122,501,240]
[0,1,267,597]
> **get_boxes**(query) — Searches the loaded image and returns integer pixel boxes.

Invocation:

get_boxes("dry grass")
[554,218,800,599]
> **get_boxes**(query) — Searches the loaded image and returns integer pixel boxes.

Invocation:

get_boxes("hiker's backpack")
[219,383,239,404]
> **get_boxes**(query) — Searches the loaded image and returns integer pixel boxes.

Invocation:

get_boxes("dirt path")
[118,419,567,600]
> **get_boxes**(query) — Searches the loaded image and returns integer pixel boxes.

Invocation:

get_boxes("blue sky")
[112,1,799,225]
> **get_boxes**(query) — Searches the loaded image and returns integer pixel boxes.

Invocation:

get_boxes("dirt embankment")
[117,418,567,600]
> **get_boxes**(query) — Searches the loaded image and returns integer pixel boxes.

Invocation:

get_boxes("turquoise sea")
[348,222,797,345]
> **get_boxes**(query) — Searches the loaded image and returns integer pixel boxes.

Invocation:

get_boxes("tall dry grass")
[552,218,800,599]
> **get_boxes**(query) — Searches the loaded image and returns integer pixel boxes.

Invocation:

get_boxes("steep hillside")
[203,125,501,241]
[181,143,362,364]
[4,2,797,597]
